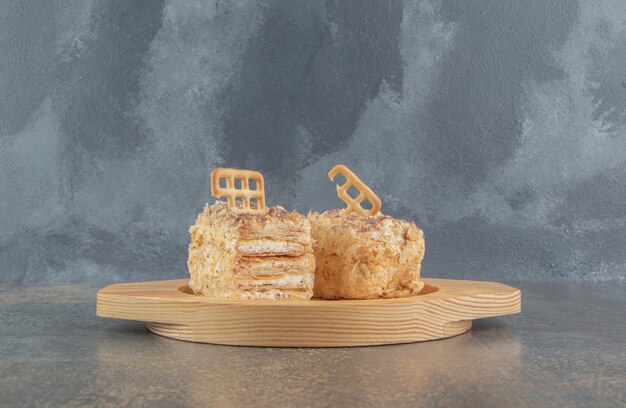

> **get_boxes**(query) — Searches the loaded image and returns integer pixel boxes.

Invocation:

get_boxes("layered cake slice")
[308,164,425,299]
[308,209,425,299]
[188,202,315,300]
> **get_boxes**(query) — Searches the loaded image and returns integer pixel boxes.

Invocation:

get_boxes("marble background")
[1,1,625,283]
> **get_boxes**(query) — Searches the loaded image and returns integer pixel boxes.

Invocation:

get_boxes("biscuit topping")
[328,164,382,216]
[211,167,267,214]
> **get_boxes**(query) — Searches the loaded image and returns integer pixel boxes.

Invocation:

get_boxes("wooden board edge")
[144,320,474,347]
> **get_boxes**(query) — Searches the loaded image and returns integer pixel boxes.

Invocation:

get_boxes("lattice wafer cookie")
[328,164,382,216]
[211,168,267,214]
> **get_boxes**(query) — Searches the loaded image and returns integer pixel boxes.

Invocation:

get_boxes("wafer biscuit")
[211,167,266,214]
[328,164,381,216]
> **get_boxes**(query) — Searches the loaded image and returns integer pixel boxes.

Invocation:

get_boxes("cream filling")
[236,239,305,255]
[238,289,311,300]
[236,255,313,275]
[237,274,313,290]
[239,257,310,268]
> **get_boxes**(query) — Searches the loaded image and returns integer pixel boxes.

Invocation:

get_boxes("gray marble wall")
[1,1,625,284]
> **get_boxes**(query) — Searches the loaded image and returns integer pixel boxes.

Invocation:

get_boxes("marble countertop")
[1,281,624,407]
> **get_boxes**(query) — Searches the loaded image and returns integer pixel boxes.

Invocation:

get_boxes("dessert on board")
[188,165,425,300]
[99,165,520,347]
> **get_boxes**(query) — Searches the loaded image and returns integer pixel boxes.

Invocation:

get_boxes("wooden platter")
[96,278,520,347]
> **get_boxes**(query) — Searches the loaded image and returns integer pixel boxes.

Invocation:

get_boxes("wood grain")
[97,278,521,347]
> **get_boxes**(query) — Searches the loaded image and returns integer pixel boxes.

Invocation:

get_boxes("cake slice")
[188,202,315,300]
[309,209,425,299]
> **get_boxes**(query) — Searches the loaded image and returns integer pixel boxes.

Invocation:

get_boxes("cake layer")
[235,254,315,276]
[236,288,312,300]
[235,272,314,290]
[235,239,307,256]
[197,202,311,242]
[237,225,311,244]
